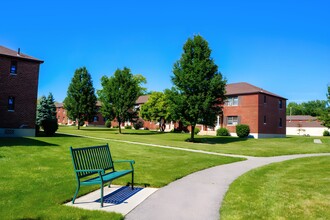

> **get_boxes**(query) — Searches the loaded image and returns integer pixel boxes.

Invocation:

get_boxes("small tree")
[36,93,58,136]
[64,67,97,129]
[140,91,171,131]
[170,35,226,141]
[98,67,146,134]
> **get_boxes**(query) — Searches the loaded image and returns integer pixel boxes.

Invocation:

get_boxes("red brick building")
[200,82,287,138]
[0,46,43,137]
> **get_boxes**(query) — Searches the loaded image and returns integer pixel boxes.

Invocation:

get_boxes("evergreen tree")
[98,67,146,134]
[170,35,227,141]
[36,93,58,136]
[64,67,97,129]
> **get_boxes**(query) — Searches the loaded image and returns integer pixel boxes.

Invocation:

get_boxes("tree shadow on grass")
[0,137,59,147]
[191,136,249,145]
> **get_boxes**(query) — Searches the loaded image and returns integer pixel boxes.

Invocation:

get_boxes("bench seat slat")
[81,170,133,185]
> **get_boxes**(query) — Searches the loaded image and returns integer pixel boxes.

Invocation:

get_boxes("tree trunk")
[77,116,80,130]
[190,124,195,141]
[118,119,122,134]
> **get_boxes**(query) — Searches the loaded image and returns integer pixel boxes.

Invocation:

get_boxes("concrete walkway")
[126,153,330,220]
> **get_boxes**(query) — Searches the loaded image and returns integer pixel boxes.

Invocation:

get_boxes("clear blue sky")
[1,0,329,103]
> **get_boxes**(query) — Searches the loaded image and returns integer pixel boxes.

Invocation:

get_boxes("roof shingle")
[0,45,44,63]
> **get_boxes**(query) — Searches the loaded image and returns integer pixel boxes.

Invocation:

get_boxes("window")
[10,61,17,74]
[264,115,267,124]
[264,95,267,104]
[226,96,239,106]
[279,99,283,109]
[279,118,283,127]
[8,97,15,111]
[93,116,99,122]
[227,116,238,125]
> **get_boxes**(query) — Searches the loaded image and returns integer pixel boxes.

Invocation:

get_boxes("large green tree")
[98,67,146,134]
[140,91,171,131]
[170,35,227,141]
[64,67,97,129]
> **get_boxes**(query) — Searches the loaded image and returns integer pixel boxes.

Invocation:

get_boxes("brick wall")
[0,56,41,129]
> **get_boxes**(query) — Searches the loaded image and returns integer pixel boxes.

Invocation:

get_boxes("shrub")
[217,128,230,136]
[144,127,149,130]
[236,124,250,138]
[113,125,120,128]
[133,119,144,130]
[194,127,200,135]
[323,130,330,136]
[41,119,58,136]
[105,119,111,128]
[125,125,132,129]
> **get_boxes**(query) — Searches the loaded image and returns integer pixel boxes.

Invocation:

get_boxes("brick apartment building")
[200,82,287,138]
[0,45,43,137]
[56,82,286,138]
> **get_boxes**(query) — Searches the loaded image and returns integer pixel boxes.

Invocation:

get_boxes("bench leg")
[72,183,80,204]
[100,183,104,207]
[131,171,134,190]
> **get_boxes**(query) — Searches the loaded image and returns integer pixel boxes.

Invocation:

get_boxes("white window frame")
[226,96,239,106]
[227,116,238,126]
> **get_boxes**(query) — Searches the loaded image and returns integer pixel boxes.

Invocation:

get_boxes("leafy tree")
[36,93,58,136]
[287,100,327,116]
[64,67,97,129]
[170,35,227,141]
[320,85,330,128]
[140,91,171,131]
[98,67,146,134]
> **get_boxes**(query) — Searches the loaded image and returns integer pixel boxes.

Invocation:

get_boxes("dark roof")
[136,95,150,104]
[226,82,286,99]
[0,45,44,63]
[286,115,317,121]
[287,120,324,128]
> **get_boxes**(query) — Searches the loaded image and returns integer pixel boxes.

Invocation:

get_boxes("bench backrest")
[70,144,114,178]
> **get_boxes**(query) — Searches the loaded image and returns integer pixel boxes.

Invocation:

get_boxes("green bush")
[194,127,200,135]
[133,119,144,130]
[113,125,120,128]
[105,119,111,128]
[217,128,230,136]
[41,119,58,137]
[125,125,132,129]
[323,130,330,136]
[236,124,250,138]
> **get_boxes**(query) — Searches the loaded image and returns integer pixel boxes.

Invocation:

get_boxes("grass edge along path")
[0,135,242,220]
[220,155,330,220]
[58,132,251,159]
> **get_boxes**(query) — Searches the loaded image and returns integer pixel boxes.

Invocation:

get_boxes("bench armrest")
[113,160,135,170]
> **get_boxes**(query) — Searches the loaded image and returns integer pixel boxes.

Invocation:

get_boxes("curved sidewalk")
[126,153,330,220]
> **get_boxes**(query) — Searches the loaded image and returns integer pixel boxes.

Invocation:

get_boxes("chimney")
[17,48,20,56]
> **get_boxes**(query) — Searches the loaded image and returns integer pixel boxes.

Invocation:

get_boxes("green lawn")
[59,126,330,157]
[220,156,330,219]
[0,134,241,220]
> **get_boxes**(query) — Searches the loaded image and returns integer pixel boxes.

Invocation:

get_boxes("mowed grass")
[220,156,330,219]
[59,126,330,157]
[0,134,241,220]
